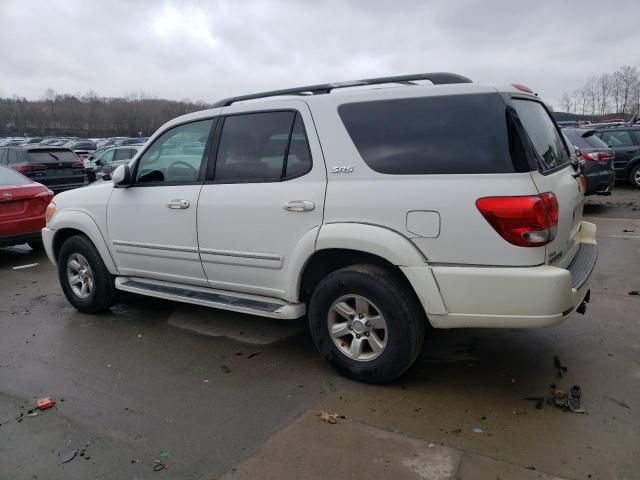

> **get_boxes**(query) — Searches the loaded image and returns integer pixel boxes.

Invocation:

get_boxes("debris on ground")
[247,351,261,359]
[37,397,56,410]
[450,428,462,434]
[220,365,231,374]
[547,384,586,414]
[523,396,545,410]
[628,291,639,296]
[61,449,78,464]
[317,410,345,424]
[605,397,630,409]
[553,356,568,378]
[26,409,39,417]
[159,451,169,458]
[623,229,635,232]
[472,427,484,433]
[153,463,165,472]
[12,263,39,270]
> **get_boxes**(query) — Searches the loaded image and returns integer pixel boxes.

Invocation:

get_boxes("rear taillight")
[16,164,31,173]
[29,164,48,171]
[35,189,55,205]
[476,193,559,247]
[581,151,612,162]
[72,162,84,169]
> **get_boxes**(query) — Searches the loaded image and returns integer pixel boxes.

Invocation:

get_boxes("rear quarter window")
[513,99,570,172]
[338,93,518,175]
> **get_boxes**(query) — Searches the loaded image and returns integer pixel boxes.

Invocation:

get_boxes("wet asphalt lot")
[0,187,639,480]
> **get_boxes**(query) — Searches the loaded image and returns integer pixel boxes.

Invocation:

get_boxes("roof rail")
[212,72,472,107]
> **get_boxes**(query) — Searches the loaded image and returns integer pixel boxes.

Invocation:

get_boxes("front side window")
[213,111,312,182]
[512,99,570,171]
[599,130,634,148]
[99,149,115,164]
[114,148,136,161]
[135,119,213,184]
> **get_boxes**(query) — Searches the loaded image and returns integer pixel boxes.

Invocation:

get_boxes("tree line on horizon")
[0,89,210,138]
[559,65,640,118]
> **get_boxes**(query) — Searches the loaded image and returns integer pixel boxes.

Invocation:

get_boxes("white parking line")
[607,235,640,240]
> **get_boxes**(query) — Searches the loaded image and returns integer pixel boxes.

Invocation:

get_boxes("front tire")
[629,164,640,189]
[308,264,426,383]
[58,235,118,313]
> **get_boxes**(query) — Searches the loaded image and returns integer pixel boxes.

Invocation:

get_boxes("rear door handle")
[167,199,190,209]
[283,200,315,212]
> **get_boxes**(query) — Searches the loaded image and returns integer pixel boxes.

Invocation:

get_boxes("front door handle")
[283,200,315,212]
[167,199,190,209]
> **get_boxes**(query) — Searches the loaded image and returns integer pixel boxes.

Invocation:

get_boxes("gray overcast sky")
[1,0,639,107]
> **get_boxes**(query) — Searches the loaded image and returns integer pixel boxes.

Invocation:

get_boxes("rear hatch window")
[512,99,570,171]
[338,93,528,175]
[27,149,80,165]
[562,129,609,150]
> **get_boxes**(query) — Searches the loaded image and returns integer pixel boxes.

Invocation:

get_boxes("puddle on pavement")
[168,304,305,345]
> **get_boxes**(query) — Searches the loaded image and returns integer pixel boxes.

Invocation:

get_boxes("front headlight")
[45,201,57,225]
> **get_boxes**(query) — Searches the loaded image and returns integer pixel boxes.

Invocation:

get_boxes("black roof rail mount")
[213,72,472,107]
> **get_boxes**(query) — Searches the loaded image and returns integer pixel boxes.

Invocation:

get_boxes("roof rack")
[212,72,472,107]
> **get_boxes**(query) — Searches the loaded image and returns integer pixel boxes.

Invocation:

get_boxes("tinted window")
[0,149,6,164]
[599,130,634,147]
[215,112,296,181]
[114,148,136,161]
[513,99,570,171]
[27,150,79,164]
[0,166,31,185]
[135,119,213,184]
[338,93,517,175]
[563,129,609,149]
[285,114,312,178]
[7,149,20,164]
[630,130,640,145]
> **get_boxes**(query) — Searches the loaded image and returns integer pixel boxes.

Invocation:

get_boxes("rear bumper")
[423,221,597,329]
[584,163,615,195]
[0,231,42,248]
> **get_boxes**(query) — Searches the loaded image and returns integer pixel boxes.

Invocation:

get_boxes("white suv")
[42,73,597,383]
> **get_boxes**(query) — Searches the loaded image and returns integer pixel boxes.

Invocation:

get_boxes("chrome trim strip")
[199,247,281,261]
[112,240,198,253]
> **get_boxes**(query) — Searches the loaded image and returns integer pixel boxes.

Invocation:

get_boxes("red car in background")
[0,165,54,250]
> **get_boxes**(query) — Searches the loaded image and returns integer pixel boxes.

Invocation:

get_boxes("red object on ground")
[0,165,53,247]
[37,397,56,410]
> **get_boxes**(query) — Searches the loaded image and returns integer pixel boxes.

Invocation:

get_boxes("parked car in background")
[42,73,596,383]
[0,165,53,249]
[97,137,128,148]
[594,125,640,188]
[562,128,615,195]
[88,145,142,181]
[116,137,147,146]
[0,146,86,193]
[0,138,27,146]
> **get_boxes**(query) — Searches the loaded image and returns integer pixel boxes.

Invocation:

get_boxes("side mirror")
[95,159,102,166]
[112,164,131,187]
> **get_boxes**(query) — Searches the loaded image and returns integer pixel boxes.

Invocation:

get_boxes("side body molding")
[314,223,446,314]
[47,210,119,274]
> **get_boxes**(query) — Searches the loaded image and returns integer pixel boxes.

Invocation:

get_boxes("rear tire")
[629,164,640,189]
[58,235,118,313]
[308,264,426,383]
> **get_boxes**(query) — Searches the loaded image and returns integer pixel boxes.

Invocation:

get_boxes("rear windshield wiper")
[47,152,60,161]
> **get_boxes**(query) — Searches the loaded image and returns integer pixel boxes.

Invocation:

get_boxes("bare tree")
[597,73,611,115]
[560,92,572,113]
[619,65,639,113]
[584,76,598,116]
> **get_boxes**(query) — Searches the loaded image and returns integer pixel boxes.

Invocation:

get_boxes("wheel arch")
[49,210,118,274]
[294,223,446,316]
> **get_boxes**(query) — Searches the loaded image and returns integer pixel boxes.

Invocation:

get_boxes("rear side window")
[114,148,136,161]
[214,111,312,181]
[338,93,516,175]
[27,150,79,163]
[598,130,634,147]
[0,166,31,185]
[512,99,570,171]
